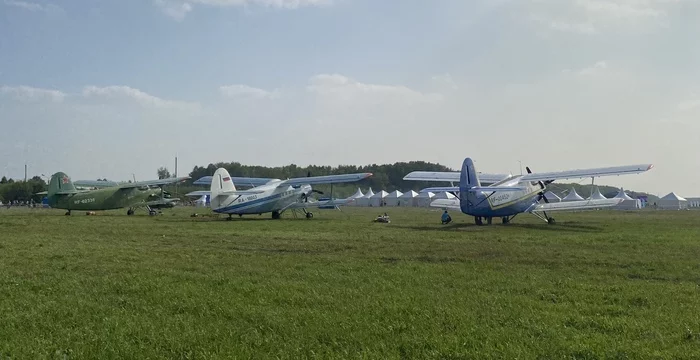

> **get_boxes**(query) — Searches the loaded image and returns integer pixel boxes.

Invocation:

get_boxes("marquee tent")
[613,188,641,210]
[416,191,435,207]
[385,190,404,206]
[561,188,584,202]
[370,190,389,207]
[399,190,419,207]
[587,187,608,200]
[355,188,374,207]
[658,192,688,210]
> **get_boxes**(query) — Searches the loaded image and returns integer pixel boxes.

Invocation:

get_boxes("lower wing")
[429,199,461,210]
[284,198,355,210]
[528,198,622,212]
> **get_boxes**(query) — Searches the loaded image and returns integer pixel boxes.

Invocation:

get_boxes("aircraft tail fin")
[48,172,78,197]
[210,168,236,209]
[459,158,479,212]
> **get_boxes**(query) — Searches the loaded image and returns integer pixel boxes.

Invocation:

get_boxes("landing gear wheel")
[127,209,134,216]
[306,212,313,219]
[227,214,233,221]
[271,211,281,220]
[65,210,71,216]
[502,216,510,224]
[148,210,157,216]
[486,217,493,225]
[474,217,483,226]
[547,217,556,225]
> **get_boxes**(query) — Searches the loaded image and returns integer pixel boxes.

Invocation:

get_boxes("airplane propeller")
[526,166,552,204]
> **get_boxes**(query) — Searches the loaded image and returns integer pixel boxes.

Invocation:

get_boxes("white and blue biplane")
[404,157,653,225]
[187,168,372,219]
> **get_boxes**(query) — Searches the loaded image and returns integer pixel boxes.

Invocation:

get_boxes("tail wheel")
[306,212,313,219]
[271,211,281,219]
[127,209,135,216]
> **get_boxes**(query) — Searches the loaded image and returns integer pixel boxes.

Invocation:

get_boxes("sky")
[1,0,699,196]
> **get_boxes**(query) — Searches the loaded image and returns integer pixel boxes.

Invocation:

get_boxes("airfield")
[1,206,699,358]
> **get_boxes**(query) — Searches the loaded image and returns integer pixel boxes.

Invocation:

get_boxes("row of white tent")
[543,187,691,210]
[346,188,455,207]
[347,187,691,210]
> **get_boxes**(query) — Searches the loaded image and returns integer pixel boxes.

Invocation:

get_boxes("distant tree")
[0,176,7,184]
[157,167,171,180]
[7,179,14,184]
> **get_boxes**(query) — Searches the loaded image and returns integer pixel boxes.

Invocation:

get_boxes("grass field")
[1,206,700,359]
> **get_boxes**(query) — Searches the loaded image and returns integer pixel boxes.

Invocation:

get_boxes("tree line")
[185,161,455,193]
[0,176,47,203]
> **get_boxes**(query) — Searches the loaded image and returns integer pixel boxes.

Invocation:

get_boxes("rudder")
[459,158,480,213]
[210,168,236,209]
[48,172,77,197]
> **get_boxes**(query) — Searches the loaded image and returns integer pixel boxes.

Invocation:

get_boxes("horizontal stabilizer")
[119,176,190,189]
[419,187,460,193]
[403,171,509,184]
[429,199,461,210]
[529,198,622,212]
[470,186,526,192]
[521,164,653,182]
[193,176,272,187]
[186,189,265,197]
[73,180,119,188]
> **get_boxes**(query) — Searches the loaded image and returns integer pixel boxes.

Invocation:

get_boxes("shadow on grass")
[404,221,603,233]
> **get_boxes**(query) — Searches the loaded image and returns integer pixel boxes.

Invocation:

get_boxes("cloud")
[563,60,608,76]
[526,0,685,34]
[81,85,199,110]
[155,0,331,19]
[3,0,61,12]
[0,85,65,102]
[219,84,279,99]
[154,0,192,21]
[307,74,443,103]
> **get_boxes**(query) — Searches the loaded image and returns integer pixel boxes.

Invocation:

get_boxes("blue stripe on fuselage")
[214,192,285,213]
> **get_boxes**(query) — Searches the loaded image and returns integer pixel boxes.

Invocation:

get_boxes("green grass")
[1,207,700,359]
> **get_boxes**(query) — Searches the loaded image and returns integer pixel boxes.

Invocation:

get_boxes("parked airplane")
[187,168,372,219]
[404,158,653,225]
[40,172,189,215]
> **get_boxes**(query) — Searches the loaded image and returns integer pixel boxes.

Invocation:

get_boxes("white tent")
[658,192,688,210]
[561,188,584,202]
[399,190,419,207]
[384,190,404,206]
[346,188,364,206]
[686,198,700,208]
[587,186,608,200]
[613,188,641,210]
[348,188,364,199]
[370,190,389,207]
[544,191,561,203]
[416,191,435,207]
[355,188,374,207]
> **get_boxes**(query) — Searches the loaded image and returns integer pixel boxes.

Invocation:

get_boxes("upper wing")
[529,198,622,212]
[520,164,653,182]
[73,180,119,188]
[403,171,510,185]
[193,176,272,187]
[119,176,190,189]
[276,173,373,187]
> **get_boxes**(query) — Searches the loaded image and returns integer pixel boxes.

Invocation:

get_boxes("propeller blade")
[526,166,532,174]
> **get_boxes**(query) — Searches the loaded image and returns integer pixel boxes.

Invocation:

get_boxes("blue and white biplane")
[187,168,372,219]
[404,157,653,225]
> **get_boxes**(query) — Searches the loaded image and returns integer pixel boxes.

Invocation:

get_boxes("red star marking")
[62,176,70,184]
